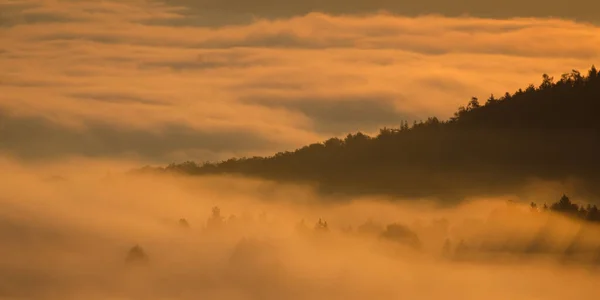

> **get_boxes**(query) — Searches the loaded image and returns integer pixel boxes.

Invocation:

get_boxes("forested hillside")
[149,66,600,202]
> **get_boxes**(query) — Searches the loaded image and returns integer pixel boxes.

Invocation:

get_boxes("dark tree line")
[532,194,600,223]
[144,66,600,203]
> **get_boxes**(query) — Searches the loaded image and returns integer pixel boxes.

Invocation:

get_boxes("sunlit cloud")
[1,0,599,162]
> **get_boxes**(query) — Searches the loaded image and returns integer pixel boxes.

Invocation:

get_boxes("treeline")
[120,191,600,269]
[171,193,600,263]
[531,194,600,223]
[149,66,600,202]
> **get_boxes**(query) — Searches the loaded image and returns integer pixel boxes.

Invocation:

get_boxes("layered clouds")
[2,0,600,162]
[2,3,600,297]
[160,0,600,25]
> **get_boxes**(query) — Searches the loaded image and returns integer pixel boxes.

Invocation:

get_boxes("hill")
[148,66,600,203]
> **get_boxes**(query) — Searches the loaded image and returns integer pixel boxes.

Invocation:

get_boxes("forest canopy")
[144,66,600,203]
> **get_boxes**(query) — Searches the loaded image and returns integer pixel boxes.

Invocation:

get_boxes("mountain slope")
[154,66,600,202]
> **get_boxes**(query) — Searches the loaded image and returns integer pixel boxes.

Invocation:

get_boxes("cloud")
[159,0,600,23]
[0,1,71,27]
[242,94,412,134]
[0,108,281,162]
[68,92,171,106]
[1,0,600,162]
[0,10,78,28]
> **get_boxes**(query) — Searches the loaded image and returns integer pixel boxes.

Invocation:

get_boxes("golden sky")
[1,0,600,163]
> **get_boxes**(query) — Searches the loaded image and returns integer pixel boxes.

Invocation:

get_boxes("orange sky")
[1,0,599,163]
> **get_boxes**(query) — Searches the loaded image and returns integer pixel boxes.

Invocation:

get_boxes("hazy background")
[1,157,600,299]
[2,0,600,163]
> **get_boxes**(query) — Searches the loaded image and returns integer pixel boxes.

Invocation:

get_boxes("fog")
[1,157,599,300]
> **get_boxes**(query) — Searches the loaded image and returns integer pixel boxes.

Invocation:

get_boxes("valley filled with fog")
[3,0,600,299]
[1,158,599,300]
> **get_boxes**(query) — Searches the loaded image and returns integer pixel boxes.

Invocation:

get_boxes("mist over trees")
[6,155,600,298]
[145,66,600,202]
[165,192,600,267]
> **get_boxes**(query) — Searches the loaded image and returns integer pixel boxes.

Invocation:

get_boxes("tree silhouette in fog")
[206,206,224,230]
[179,218,190,229]
[531,194,600,223]
[551,194,580,215]
[357,219,383,236]
[126,245,149,264]
[314,218,329,232]
[198,195,600,265]
[380,223,421,249]
[148,65,600,203]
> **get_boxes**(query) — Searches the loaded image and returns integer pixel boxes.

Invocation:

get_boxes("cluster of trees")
[451,194,600,263]
[128,194,600,266]
[531,194,600,222]
[186,206,424,249]
[295,216,423,250]
[147,66,600,203]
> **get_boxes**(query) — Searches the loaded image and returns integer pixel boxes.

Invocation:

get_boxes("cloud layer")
[1,0,600,162]
[162,0,600,24]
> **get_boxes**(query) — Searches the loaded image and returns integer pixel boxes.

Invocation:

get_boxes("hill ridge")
[146,66,600,202]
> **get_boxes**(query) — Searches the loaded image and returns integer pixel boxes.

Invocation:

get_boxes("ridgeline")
[143,66,600,203]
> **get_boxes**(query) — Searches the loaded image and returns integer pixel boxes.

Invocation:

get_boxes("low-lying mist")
[1,157,599,300]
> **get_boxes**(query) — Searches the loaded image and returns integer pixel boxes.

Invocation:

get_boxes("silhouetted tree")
[314,218,329,232]
[530,202,538,212]
[531,195,600,223]
[126,245,149,264]
[551,194,580,216]
[540,74,554,90]
[207,206,224,230]
[485,94,498,105]
[586,205,600,222]
[178,218,190,229]
[467,97,480,110]
[380,223,421,249]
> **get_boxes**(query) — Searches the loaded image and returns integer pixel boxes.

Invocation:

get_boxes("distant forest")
[529,194,599,223]
[143,66,600,203]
